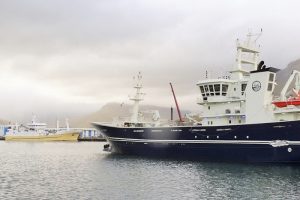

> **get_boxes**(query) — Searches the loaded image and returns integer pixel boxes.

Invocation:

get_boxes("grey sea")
[1,141,300,200]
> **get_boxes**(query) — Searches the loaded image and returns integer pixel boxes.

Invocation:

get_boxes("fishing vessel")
[5,116,79,141]
[93,32,300,162]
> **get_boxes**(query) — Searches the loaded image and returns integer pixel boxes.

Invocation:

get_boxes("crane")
[169,83,184,122]
[280,70,300,100]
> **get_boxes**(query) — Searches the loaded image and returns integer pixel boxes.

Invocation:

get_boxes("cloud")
[0,0,300,121]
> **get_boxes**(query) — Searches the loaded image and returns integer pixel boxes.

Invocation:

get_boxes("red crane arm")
[169,82,183,122]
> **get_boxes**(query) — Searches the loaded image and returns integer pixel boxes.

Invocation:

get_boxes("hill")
[71,102,190,128]
[274,59,300,96]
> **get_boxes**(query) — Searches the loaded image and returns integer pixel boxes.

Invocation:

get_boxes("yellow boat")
[5,130,80,141]
[5,116,80,142]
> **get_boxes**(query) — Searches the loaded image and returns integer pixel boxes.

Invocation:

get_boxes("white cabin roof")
[196,79,237,85]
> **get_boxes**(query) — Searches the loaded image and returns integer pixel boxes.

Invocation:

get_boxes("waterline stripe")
[107,137,300,146]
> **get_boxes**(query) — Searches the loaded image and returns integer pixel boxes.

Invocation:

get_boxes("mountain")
[71,102,191,128]
[274,59,300,96]
[61,59,300,128]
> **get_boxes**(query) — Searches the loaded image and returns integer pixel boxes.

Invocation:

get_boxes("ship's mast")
[231,30,262,80]
[130,72,144,123]
[32,115,37,124]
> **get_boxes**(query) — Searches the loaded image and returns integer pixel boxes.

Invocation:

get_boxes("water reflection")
[1,141,300,199]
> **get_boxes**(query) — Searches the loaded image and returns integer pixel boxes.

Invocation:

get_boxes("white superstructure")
[197,31,300,125]
[197,32,261,126]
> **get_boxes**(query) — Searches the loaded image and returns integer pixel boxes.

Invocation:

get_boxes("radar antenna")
[247,28,263,44]
[231,29,262,80]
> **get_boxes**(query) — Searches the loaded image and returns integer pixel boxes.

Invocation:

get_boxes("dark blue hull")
[93,120,300,162]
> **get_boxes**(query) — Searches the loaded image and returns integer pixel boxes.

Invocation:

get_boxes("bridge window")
[268,73,275,92]
[214,84,220,95]
[209,85,214,96]
[241,83,247,95]
[200,84,227,96]
[269,73,275,82]
[222,84,229,96]
[268,83,273,91]
[204,85,209,96]
[200,86,205,96]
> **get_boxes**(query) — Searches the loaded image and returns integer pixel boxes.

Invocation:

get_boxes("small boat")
[5,116,80,141]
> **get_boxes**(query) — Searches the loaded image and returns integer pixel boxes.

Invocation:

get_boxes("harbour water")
[1,141,300,199]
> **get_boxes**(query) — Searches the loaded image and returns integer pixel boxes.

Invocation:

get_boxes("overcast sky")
[0,0,300,122]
